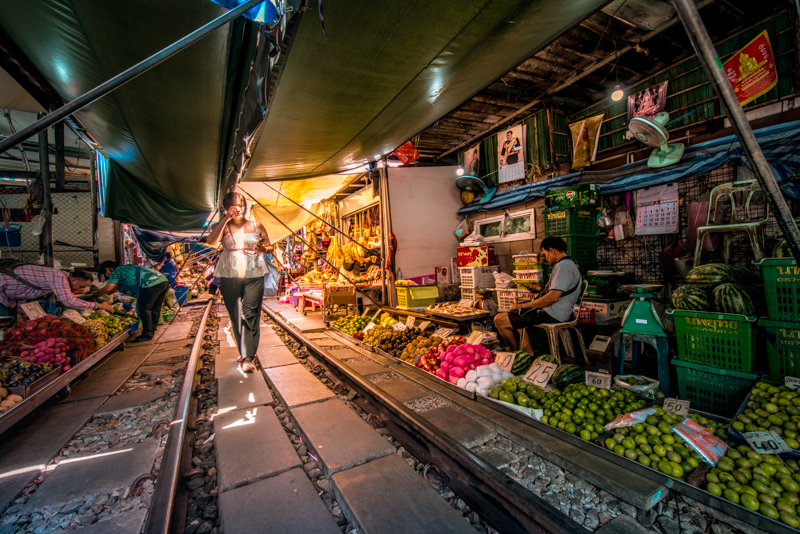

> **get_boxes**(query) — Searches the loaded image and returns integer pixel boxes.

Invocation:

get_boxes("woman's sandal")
[241,358,255,373]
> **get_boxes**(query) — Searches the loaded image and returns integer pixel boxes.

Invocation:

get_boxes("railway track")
[263,302,587,534]
[262,301,792,534]
[0,300,214,534]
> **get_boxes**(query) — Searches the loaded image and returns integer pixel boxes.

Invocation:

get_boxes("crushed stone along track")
[261,301,764,534]
[0,303,207,534]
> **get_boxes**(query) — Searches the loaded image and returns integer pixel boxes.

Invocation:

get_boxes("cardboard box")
[545,184,600,210]
[582,298,630,324]
[457,246,495,267]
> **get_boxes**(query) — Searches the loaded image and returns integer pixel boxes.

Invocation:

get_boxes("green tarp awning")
[0,0,257,229]
[243,0,607,182]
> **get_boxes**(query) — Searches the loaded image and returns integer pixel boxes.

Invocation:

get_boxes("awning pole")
[672,0,800,260]
[37,113,54,269]
[0,0,267,156]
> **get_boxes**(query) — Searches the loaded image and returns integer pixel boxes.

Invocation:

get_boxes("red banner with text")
[723,30,778,107]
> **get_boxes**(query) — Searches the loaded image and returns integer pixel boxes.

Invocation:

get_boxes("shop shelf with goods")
[761,318,800,381]
[755,258,800,322]
[671,359,759,418]
[544,207,598,237]
[667,309,758,373]
[396,285,439,309]
[458,265,499,288]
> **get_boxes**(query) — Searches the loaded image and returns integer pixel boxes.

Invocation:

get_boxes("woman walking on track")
[206,192,272,373]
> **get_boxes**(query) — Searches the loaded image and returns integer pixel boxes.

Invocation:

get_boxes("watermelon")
[538,354,558,364]
[552,364,585,390]
[511,351,532,375]
[712,283,755,315]
[671,286,711,311]
[720,264,759,286]
[686,263,736,288]
[686,263,757,288]
[774,240,793,258]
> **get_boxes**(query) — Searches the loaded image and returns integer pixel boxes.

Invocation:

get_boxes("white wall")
[388,166,462,280]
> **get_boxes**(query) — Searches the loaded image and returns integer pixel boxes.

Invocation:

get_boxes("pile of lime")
[604,408,718,479]
[332,315,370,335]
[731,382,800,449]
[538,383,648,442]
[706,445,800,528]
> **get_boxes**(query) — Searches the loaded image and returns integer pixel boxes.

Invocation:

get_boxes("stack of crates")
[543,205,599,272]
[496,288,535,312]
[459,265,498,301]
[667,307,760,417]
[756,258,800,381]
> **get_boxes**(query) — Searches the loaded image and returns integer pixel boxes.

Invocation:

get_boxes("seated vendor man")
[493,237,583,355]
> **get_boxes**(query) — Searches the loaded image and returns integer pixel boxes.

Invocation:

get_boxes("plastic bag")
[454,217,469,241]
[673,418,727,466]
[613,375,660,394]
[263,258,281,297]
[604,408,656,432]
[492,271,515,289]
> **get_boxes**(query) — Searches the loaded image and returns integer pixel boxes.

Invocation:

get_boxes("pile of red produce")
[415,336,493,384]
[21,338,71,371]
[1,316,95,365]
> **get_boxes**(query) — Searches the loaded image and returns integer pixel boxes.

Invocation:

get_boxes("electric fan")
[628,112,685,168]
[455,172,497,204]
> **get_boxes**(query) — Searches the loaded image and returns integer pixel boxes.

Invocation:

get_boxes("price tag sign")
[663,398,690,417]
[434,328,454,339]
[62,310,86,324]
[585,371,611,389]
[418,321,431,331]
[524,359,558,388]
[494,352,516,373]
[371,309,383,321]
[392,323,407,331]
[406,316,416,328]
[363,323,375,333]
[457,299,473,308]
[20,301,47,319]
[743,430,794,455]
[466,330,485,345]
[786,377,800,391]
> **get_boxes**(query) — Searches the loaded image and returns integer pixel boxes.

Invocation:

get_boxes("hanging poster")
[568,113,605,170]
[463,143,480,176]
[497,124,526,183]
[724,30,778,107]
[627,81,669,124]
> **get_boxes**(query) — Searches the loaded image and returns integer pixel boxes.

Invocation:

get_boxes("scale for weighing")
[473,288,498,316]
[619,284,668,337]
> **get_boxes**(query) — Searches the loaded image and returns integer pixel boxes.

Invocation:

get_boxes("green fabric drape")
[104,160,211,231]
[536,111,552,169]
[481,136,498,187]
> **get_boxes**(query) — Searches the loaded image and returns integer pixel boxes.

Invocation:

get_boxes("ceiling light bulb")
[611,85,624,102]
[456,167,465,176]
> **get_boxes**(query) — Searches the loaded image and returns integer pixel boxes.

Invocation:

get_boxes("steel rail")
[144,299,213,534]
[0,0,270,155]
[263,303,585,534]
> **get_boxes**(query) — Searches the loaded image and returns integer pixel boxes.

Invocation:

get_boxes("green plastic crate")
[563,235,598,264]
[396,285,438,309]
[544,207,598,237]
[762,318,800,380]
[672,359,758,418]
[668,309,757,372]
[756,258,800,322]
